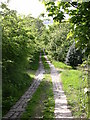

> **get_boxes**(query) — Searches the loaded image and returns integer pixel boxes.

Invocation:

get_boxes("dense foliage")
[42,0,90,58]
[42,22,73,62]
[1,3,45,115]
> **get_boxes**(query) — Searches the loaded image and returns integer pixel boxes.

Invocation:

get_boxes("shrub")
[65,42,83,67]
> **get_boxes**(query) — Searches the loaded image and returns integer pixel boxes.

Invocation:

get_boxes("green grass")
[42,54,55,119]
[43,74,55,119]
[27,69,36,79]
[51,59,88,118]
[61,70,88,118]
[41,55,50,71]
[52,60,72,69]
[21,54,55,119]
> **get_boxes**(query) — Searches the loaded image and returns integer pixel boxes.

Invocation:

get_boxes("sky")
[0,0,69,26]
[0,0,46,18]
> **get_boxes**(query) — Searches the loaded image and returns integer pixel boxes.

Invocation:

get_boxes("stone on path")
[2,54,45,120]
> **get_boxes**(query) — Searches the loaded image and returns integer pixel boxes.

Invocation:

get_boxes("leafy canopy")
[42,0,90,56]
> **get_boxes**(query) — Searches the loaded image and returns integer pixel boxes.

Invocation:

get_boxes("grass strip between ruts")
[21,54,55,119]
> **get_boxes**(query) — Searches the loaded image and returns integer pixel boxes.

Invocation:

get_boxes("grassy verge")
[2,52,40,116]
[52,60,72,69]
[21,54,55,119]
[61,70,88,118]
[51,59,88,118]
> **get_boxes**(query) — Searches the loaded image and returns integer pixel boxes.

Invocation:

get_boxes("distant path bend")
[3,53,45,120]
[44,54,73,119]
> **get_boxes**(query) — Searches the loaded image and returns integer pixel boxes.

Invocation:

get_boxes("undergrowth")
[2,52,40,116]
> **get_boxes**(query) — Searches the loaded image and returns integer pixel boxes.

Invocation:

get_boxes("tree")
[65,42,82,67]
[42,1,90,57]
[1,3,45,115]
[42,22,72,61]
